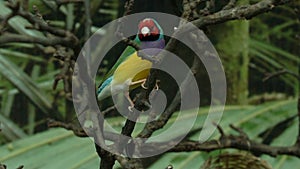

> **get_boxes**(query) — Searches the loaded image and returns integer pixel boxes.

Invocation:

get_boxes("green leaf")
[0,54,52,116]
[0,100,297,168]
[250,39,300,63]
[0,113,27,140]
[0,49,45,63]
[148,100,297,168]
[0,129,98,169]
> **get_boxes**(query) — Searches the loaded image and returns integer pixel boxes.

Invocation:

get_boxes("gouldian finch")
[97,18,165,108]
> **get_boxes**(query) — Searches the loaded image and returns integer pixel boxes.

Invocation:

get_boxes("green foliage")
[249,4,299,95]
[0,0,298,168]
[0,100,297,168]
[0,54,52,115]
[0,1,64,140]
[0,129,98,169]
[148,100,297,169]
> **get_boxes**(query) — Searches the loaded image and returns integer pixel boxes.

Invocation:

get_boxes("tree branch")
[169,124,300,158]
[193,0,292,27]
[47,119,87,137]
[1,2,79,49]
[0,33,76,47]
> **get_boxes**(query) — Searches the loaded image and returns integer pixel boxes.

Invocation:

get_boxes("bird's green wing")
[102,36,140,81]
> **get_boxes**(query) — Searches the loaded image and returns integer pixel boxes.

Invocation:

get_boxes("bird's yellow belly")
[112,52,152,88]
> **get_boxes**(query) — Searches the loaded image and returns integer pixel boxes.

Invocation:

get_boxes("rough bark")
[209,0,250,104]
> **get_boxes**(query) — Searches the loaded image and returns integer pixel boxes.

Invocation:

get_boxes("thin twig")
[84,0,92,42]
[229,124,249,139]
[214,122,225,137]
[263,69,300,82]
[47,119,87,137]
[191,0,293,30]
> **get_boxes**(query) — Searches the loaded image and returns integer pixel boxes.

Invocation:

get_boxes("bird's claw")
[141,80,160,90]
[154,83,159,90]
[141,80,148,89]
[128,105,134,112]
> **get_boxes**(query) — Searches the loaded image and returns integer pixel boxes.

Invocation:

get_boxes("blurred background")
[0,0,299,168]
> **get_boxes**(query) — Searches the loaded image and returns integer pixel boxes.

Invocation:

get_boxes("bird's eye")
[141,27,150,35]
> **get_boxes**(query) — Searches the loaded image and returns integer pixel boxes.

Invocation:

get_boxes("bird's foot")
[128,105,134,112]
[154,80,160,90]
[141,80,148,89]
[125,91,135,112]
[141,80,160,90]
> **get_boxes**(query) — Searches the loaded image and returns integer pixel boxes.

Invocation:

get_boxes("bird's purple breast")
[140,39,165,56]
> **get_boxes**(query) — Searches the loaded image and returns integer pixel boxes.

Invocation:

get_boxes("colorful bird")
[97,18,165,109]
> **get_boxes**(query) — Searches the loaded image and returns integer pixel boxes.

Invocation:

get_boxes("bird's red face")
[138,18,160,41]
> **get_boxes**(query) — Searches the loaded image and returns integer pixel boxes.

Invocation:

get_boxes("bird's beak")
[141,26,151,37]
